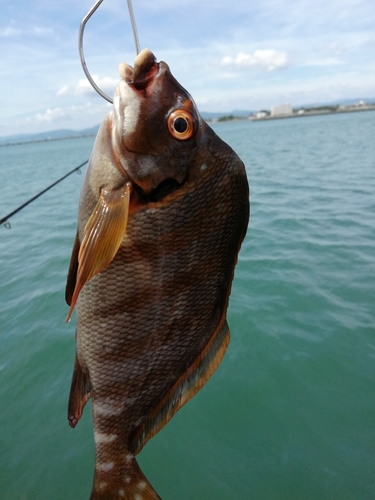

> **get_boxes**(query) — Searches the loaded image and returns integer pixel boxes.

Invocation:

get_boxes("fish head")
[112,48,204,197]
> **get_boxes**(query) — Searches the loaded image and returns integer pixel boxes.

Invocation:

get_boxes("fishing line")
[0,159,89,229]
[127,0,140,55]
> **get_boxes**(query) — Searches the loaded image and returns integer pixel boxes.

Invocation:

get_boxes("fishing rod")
[0,159,89,228]
[2,0,140,229]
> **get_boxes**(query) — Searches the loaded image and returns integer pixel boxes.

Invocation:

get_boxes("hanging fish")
[65,47,249,499]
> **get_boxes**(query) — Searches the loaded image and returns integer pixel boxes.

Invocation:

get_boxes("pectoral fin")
[132,318,230,455]
[68,351,92,428]
[66,183,131,322]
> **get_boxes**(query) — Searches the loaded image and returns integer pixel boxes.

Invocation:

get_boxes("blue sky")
[1,0,374,136]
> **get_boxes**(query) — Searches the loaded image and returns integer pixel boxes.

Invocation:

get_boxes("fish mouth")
[115,48,192,198]
[119,48,159,90]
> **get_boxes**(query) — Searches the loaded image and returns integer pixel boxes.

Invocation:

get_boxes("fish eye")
[167,110,194,140]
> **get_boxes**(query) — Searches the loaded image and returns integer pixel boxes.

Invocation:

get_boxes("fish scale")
[66,48,249,499]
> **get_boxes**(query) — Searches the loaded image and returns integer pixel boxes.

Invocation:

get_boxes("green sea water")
[0,111,374,499]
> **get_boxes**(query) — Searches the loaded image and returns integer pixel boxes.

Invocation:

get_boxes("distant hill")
[0,125,100,146]
[200,110,253,120]
[298,97,375,108]
[1,98,373,145]
[0,111,254,146]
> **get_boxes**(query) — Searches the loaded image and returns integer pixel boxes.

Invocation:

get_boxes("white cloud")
[0,26,21,37]
[302,57,345,67]
[56,86,70,97]
[0,24,52,38]
[36,108,69,123]
[316,41,348,55]
[32,26,53,37]
[220,50,289,71]
[57,76,120,97]
[23,102,112,135]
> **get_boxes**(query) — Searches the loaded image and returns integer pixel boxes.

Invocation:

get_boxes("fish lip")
[129,63,160,90]
[127,49,160,90]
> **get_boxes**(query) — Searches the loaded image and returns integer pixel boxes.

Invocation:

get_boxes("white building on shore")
[270,103,293,117]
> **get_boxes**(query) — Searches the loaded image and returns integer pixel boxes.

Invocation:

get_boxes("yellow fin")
[66,183,131,322]
[132,319,230,455]
[91,454,161,499]
[68,351,92,428]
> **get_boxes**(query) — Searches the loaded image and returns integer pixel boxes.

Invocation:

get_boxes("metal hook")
[78,0,141,104]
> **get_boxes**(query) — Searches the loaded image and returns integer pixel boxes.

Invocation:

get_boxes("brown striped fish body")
[65,48,249,499]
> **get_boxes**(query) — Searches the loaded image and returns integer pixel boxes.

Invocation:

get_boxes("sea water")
[0,111,374,499]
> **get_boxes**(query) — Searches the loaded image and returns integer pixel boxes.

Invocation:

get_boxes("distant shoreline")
[0,132,96,148]
[251,104,375,121]
[1,104,374,146]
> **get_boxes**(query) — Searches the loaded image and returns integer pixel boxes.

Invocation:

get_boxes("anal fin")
[132,318,230,454]
[68,351,92,428]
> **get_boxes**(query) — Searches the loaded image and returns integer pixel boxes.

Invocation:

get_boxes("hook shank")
[127,0,140,55]
[78,0,141,104]
[78,0,113,103]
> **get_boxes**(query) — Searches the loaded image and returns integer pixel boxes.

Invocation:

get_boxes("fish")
[65,47,249,499]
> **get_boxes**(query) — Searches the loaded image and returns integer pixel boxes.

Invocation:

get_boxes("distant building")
[270,103,293,117]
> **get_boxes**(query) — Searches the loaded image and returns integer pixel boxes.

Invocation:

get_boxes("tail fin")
[90,453,161,500]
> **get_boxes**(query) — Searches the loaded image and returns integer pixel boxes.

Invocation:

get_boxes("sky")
[1,0,374,137]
